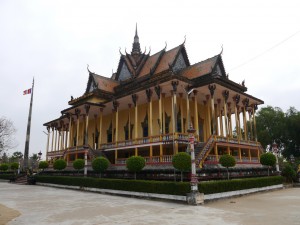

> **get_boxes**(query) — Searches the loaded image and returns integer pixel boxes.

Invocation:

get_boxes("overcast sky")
[1,0,299,159]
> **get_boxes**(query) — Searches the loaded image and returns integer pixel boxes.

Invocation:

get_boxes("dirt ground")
[0,181,299,225]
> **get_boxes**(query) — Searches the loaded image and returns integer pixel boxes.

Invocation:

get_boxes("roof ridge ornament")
[220,44,223,55]
[164,41,167,51]
[87,64,93,74]
[119,47,123,55]
[183,35,186,45]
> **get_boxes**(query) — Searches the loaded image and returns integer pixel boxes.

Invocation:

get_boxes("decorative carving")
[233,94,240,105]
[171,80,179,93]
[217,98,221,104]
[154,85,161,99]
[75,108,81,118]
[112,100,119,111]
[222,90,229,103]
[145,89,153,102]
[254,104,258,111]
[84,104,90,114]
[242,98,249,108]
[131,94,138,107]
[208,84,216,97]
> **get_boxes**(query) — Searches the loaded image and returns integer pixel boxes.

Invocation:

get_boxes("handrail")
[195,135,215,168]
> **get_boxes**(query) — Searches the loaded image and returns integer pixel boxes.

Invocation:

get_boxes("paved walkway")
[0,181,299,225]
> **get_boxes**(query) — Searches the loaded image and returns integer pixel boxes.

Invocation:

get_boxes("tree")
[256,106,286,151]
[92,157,110,178]
[0,117,17,156]
[260,153,276,176]
[281,163,296,183]
[10,151,23,162]
[0,163,9,171]
[219,154,236,180]
[126,156,145,180]
[73,159,85,173]
[38,161,49,171]
[283,107,300,158]
[53,159,67,171]
[172,152,191,182]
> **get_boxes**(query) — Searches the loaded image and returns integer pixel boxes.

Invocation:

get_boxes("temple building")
[44,27,264,170]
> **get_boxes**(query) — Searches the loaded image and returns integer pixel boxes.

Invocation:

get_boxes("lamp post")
[184,86,204,205]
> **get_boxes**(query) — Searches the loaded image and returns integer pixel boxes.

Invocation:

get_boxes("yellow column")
[214,144,219,161]
[206,96,212,137]
[132,94,138,154]
[162,93,166,133]
[113,101,119,146]
[233,94,240,141]
[217,99,223,136]
[146,89,153,159]
[248,109,253,141]
[242,107,247,141]
[202,101,208,141]
[76,118,80,147]
[194,91,199,140]
[253,104,258,142]
[239,148,242,162]
[54,127,57,151]
[222,91,229,137]
[208,84,216,135]
[51,126,54,152]
[46,127,50,161]
[68,116,72,147]
[179,93,184,133]
[99,108,103,145]
[128,104,131,140]
[249,149,252,161]
[238,108,242,141]
[227,104,233,137]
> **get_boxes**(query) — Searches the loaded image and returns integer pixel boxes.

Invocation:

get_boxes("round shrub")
[172,152,191,172]
[0,163,9,171]
[219,154,236,168]
[126,156,145,179]
[92,157,110,174]
[260,152,276,176]
[39,161,49,170]
[73,159,85,172]
[219,154,236,180]
[53,159,67,171]
[10,162,19,170]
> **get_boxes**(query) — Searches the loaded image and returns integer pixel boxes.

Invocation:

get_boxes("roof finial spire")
[132,23,141,55]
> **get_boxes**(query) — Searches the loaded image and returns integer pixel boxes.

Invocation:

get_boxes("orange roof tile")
[138,51,162,77]
[155,45,181,74]
[93,74,119,93]
[181,55,219,79]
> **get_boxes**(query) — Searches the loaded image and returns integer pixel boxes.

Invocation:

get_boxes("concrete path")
[0,181,299,225]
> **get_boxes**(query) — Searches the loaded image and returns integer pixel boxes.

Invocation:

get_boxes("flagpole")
[23,78,34,170]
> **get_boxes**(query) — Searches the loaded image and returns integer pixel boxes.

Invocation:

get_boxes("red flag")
[23,88,32,95]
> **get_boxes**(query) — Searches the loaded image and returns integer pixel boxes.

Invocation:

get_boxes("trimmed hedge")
[199,176,283,194]
[0,174,15,180]
[35,175,283,196]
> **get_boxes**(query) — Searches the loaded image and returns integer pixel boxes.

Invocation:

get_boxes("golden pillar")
[227,103,232,137]
[113,100,119,146]
[233,94,240,141]
[155,85,163,161]
[208,84,216,135]
[217,99,224,136]
[171,81,179,154]
[68,115,72,148]
[193,90,199,140]
[242,98,249,141]
[253,104,258,142]
[248,109,254,141]
[206,96,212,137]
[146,89,153,159]
[54,127,57,151]
[222,90,229,137]
[75,108,80,147]
[99,108,103,146]
[46,126,50,161]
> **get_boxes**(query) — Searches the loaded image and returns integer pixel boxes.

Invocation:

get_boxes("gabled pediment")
[115,57,133,81]
[85,74,98,93]
[212,55,227,78]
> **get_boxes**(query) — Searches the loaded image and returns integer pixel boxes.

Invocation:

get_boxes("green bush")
[53,159,67,171]
[281,163,296,183]
[92,157,110,177]
[0,173,15,180]
[260,153,276,176]
[39,161,49,170]
[219,154,236,180]
[73,159,85,172]
[0,163,9,171]
[34,175,283,196]
[172,152,191,182]
[10,162,19,171]
[126,156,145,179]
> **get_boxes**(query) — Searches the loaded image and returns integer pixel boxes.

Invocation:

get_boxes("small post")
[186,123,204,205]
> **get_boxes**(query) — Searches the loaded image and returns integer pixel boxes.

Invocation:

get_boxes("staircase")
[195,135,215,168]
[13,175,28,185]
